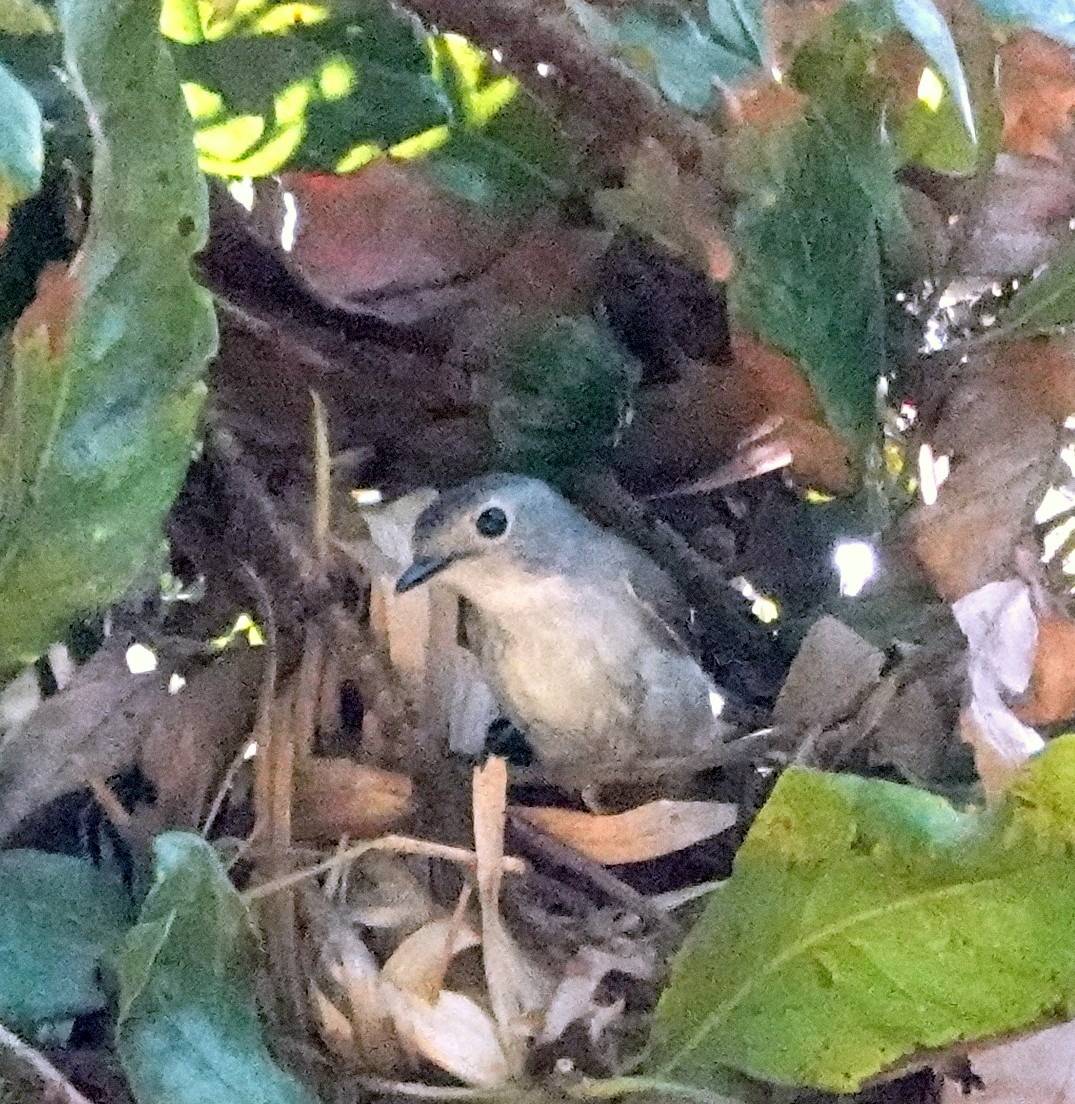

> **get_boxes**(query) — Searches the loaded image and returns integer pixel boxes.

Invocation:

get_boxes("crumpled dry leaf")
[911,364,1059,601]
[540,943,657,1046]
[952,578,1044,796]
[941,1019,1075,1104]
[955,153,1075,280]
[313,912,511,1086]
[999,32,1075,162]
[511,800,737,865]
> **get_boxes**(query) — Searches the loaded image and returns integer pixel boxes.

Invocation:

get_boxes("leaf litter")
[5,3,1075,1104]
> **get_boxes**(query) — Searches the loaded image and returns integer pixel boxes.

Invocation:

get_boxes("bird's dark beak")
[396,555,455,593]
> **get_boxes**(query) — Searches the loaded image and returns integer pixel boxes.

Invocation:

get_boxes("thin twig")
[242,834,526,902]
[0,1021,94,1104]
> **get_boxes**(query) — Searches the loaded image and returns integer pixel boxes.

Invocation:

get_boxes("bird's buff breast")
[466,577,699,769]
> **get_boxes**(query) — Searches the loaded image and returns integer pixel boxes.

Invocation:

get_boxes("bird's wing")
[621,550,702,660]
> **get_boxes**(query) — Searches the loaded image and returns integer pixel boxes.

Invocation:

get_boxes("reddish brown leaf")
[999,32,1075,162]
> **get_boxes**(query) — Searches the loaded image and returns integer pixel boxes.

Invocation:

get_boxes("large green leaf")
[566,0,763,113]
[0,60,43,232]
[994,237,1075,335]
[974,0,1074,47]
[116,833,318,1104]
[0,850,130,1030]
[650,735,1075,1093]
[166,0,578,213]
[729,107,901,446]
[0,0,217,673]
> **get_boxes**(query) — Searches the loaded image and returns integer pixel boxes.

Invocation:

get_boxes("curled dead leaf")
[999,32,1075,162]
[13,260,82,358]
[1015,608,1075,728]
[511,799,737,865]
[953,579,1044,796]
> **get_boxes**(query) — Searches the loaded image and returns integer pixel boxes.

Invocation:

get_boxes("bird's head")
[395,474,593,596]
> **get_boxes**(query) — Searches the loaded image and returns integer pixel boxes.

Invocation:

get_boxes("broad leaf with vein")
[0,61,43,234]
[0,0,216,672]
[165,0,577,212]
[566,0,763,113]
[0,850,130,1030]
[650,735,1075,1093]
[116,833,317,1104]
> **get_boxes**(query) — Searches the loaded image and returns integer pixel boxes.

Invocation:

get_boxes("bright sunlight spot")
[280,191,298,252]
[352,487,384,506]
[228,177,255,210]
[833,540,877,598]
[708,689,727,717]
[211,613,266,650]
[918,443,950,506]
[168,672,187,694]
[917,67,945,111]
[126,643,158,675]
[732,577,780,624]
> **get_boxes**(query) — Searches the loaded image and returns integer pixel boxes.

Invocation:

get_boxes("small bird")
[395,473,737,787]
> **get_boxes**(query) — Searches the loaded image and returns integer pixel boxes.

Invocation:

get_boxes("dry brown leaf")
[511,799,736,865]
[274,164,507,307]
[473,758,549,1071]
[956,154,1075,279]
[1015,607,1075,727]
[1000,32,1075,162]
[911,366,1059,601]
[941,1019,1075,1103]
[618,332,855,496]
[292,757,413,841]
[13,260,82,358]
[989,336,1075,424]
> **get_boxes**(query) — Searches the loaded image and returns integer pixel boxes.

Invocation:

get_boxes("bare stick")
[0,1021,94,1104]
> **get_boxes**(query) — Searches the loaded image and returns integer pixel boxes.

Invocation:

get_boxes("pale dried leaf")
[473,759,549,1071]
[381,985,511,1087]
[382,918,481,1001]
[953,579,1044,795]
[941,1019,1075,1104]
[511,800,737,865]
[541,945,657,1045]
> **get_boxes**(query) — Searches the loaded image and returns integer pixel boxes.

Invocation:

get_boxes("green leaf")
[116,832,318,1104]
[0,851,130,1030]
[0,0,55,35]
[730,107,901,446]
[0,0,217,673]
[489,316,642,485]
[169,0,578,214]
[974,0,1074,47]
[0,61,43,230]
[994,238,1075,334]
[889,0,975,142]
[649,735,1075,1093]
[566,0,763,113]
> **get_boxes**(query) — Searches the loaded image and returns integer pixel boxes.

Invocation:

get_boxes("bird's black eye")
[475,506,508,538]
